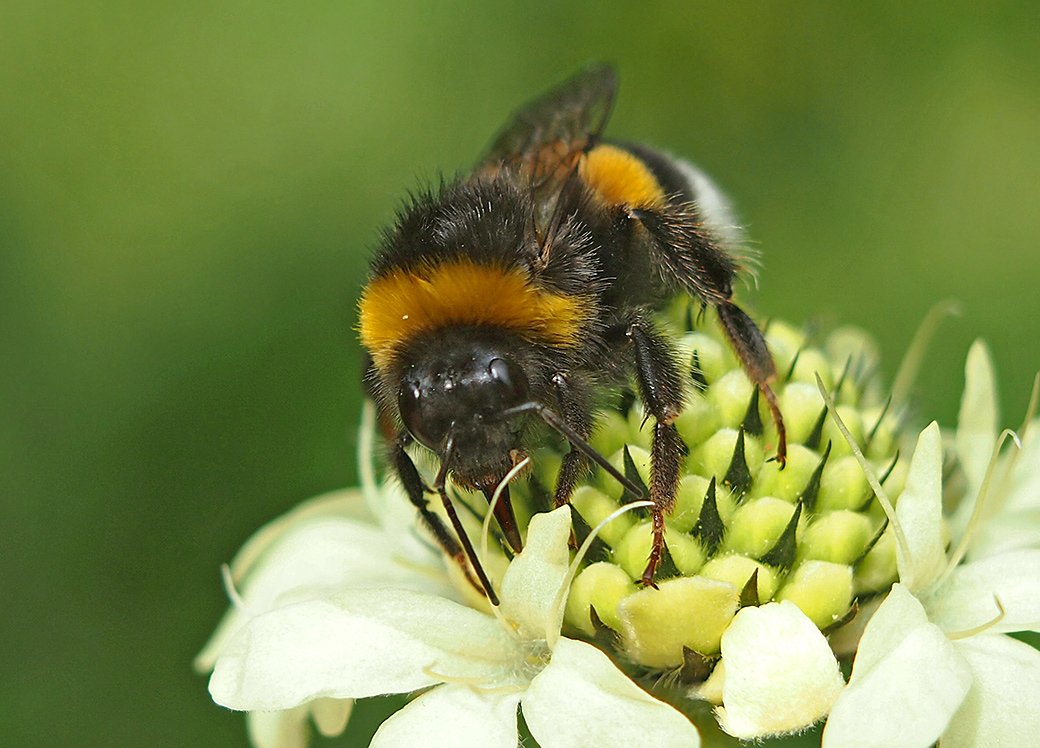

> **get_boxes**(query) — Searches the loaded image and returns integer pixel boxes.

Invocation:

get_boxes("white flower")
[822,417,1040,747]
[209,505,702,747]
[197,404,455,747]
[952,340,1039,559]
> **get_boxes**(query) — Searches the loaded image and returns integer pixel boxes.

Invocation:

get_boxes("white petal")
[523,638,700,748]
[310,697,352,737]
[823,585,971,748]
[943,634,1040,748]
[196,490,451,673]
[956,340,998,496]
[246,706,310,748]
[715,601,843,739]
[371,685,520,748]
[843,584,926,677]
[499,506,572,640]
[1004,421,1040,514]
[196,491,382,672]
[927,549,1040,634]
[895,422,948,592]
[967,508,1040,560]
[210,589,517,710]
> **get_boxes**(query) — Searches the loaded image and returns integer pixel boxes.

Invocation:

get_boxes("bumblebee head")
[396,329,531,484]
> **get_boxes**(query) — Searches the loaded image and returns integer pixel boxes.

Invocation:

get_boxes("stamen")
[816,374,911,565]
[947,595,1006,640]
[890,300,961,408]
[358,400,380,508]
[220,563,252,615]
[941,429,1021,583]
[547,499,653,647]
[481,456,531,627]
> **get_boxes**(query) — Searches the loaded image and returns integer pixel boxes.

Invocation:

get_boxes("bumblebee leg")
[627,318,686,588]
[388,440,491,601]
[716,300,787,466]
[549,372,593,508]
[630,206,787,466]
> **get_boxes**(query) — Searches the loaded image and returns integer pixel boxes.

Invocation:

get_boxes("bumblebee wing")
[481,64,618,169]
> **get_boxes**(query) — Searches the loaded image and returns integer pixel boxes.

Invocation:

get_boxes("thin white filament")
[220,562,253,616]
[946,595,1007,640]
[941,428,1022,585]
[890,299,961,408]
[481,456,531,623]
[546,499,654,646]
[358,400,380,508]
[816,373,912,565]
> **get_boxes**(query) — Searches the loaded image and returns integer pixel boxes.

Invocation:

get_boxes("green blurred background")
[2,2,1038,745]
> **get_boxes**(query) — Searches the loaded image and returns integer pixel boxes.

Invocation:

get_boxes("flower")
[196,405,456,747]
[208,505,702,747]
[820,349,1040,747]
[950,341,1040,559]
[540,314,902,740]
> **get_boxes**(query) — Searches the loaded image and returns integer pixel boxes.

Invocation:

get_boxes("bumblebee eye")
[488,356,528,405]
[398,382,434,447]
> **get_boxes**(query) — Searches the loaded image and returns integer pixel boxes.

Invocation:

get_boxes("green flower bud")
[723,497,800,559]
[570,485,635,548]
[776,560,854,629]
[816,455,871,511]
[700,555,780,602]
[854,527,898,595]
[565,561,637,636]
[798,510,875,565]
[619,576,740,666]
[614,520,706,579]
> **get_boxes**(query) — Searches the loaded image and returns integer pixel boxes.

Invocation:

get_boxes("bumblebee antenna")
[434,435,500,605]
[504,402,644,499]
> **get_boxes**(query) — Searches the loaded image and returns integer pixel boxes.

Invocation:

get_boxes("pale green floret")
[755,444,822,503]
[707,369,756,429]
[675,331,732,384]
[570,485,635,548]
[763,320,807,375]
[776,560,855,629]
[723,497,800,558]
[618,576,740,666]
[674,391,722,447]
[853,528,898,595]
[590,410,636,458]
[788,348,834,389]
[614,521,706,579]
[598,445,651,494]
[623,406,654,451]
[667,474,713,532]
[689,428,765,481]
[798,511,875,565]
[821,405,865,458]
[700,555,781,602]
[779,382,828,444]
[565,561,637,636]
[531,447,563,496]
[816,455,872,511]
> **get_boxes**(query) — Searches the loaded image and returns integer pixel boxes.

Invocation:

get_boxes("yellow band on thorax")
[359,259,589,371]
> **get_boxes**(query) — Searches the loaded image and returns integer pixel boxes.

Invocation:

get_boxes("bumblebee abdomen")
[579,143,667,210]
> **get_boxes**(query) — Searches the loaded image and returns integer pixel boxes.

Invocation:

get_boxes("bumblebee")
[359,66,786,603]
